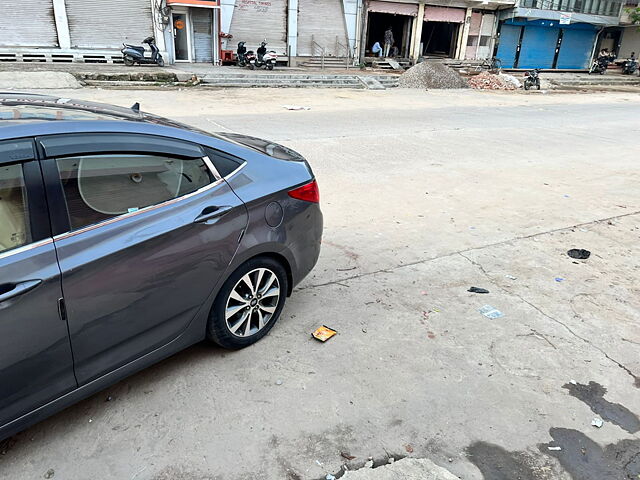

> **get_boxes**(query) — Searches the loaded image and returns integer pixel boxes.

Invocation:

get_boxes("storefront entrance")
[420,6,465,58]
[365,1,418,58]
[170,6,219,63]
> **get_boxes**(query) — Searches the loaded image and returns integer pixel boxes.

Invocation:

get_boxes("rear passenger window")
[205,148,242,177]
[56,154,213,231]
[0,163,32,253]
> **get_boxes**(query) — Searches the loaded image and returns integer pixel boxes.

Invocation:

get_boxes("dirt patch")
[398,62,468,89]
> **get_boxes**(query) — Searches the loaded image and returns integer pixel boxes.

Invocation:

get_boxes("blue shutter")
[518,26,559,69]
[556,29,596,69]
[496,24,521,68]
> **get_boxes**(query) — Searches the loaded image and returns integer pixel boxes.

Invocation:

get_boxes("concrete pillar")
[52,0,71,50]
[342,0,359,56]
[288,0,298,58]
[410,2,425,62]
[220,0,236,50]
[456,8,473,60]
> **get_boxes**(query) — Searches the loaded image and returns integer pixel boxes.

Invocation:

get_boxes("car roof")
[0,92,247,153]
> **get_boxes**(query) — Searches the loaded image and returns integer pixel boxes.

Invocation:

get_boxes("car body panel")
[0,94,322,441]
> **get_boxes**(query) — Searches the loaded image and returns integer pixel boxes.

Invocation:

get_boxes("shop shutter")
[518,25,559,69]
[367,1,418,16]
[229,0,288,55]
[496,24,521,68]
[0,0,58,47]
[465,12,482,59]
[193,9,213,62]
[476,13,496,59]
[556,28,596,69]
[423,6,466,23]
[298,0,348,56]
[66,0,153,49]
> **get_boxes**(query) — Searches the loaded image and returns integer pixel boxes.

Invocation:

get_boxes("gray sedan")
[0,93,322,440]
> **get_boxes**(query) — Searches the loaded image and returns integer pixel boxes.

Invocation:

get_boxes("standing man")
[384,27,394,58]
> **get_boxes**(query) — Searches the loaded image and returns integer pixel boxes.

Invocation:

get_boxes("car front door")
[0,139,76,433]
[38,133,248,384]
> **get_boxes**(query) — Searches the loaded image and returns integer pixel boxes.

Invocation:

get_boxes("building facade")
[0,0,630,67]
[495,0,625,69]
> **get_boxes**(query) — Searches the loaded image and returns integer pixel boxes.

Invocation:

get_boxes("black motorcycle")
[621,57,638,76]
[122,37,164,67]
[236,41,248,67]
[589,55,613,75]
[523,69,540,90]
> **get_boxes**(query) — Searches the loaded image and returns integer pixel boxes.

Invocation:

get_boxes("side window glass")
[0,163,32,254]
[205,148,242,177]
[56,154,213,231]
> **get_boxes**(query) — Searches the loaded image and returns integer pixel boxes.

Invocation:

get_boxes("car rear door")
[38,133,247,385]
[0,139,76,431]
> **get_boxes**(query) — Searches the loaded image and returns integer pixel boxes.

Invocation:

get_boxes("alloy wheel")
[225,268,281,337]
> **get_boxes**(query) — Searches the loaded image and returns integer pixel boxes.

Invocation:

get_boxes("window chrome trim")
[53,175,225,242]
[202,155,222,181]
[223,161,247,181]
[0,238,54,261]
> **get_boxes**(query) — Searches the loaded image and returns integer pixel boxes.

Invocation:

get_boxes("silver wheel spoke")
[260,304,276,314]
[229,290,249,304]
[240,273,254,294]
[229,310,249,334]
[226,304,247,320]
[259,274,277,295]
[244,313,252,336]
[254,269,265,295]
[261,287,279,299]
[257,309,265,329]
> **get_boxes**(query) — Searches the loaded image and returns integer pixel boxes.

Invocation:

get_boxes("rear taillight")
[288,180,320,203]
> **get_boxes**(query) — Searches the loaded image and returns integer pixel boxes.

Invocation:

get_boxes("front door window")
[173,13,189,61]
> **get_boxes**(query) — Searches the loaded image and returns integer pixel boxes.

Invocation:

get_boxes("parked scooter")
[249,41,277,70]
[621,54,638,76]
[523,69,541,90]
[236,41,248,67]
[122,37,164,67]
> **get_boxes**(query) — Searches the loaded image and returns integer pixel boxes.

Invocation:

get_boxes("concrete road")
[1,87,640,480]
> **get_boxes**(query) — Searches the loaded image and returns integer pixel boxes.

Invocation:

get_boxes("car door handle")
[0,280,42,303]
[194,205,233,224]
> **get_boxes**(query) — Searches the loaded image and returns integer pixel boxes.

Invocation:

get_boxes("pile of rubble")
[398,61,468,89]
[468,72,522,90]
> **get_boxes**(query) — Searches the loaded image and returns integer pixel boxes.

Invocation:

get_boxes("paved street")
[2,87,640,480]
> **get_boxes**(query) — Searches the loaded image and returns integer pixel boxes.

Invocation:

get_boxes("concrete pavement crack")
[458,252,640,388]
[297,208,640,292]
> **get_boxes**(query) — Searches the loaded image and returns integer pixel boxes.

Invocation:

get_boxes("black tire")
[267,63,274,70]
[207,257,288,349]
[524,80,530,90]
[600,69,605,75]
[248,63,255,70]
[156,55,165,67]
[124,56,135,67]
[536,81,541,90]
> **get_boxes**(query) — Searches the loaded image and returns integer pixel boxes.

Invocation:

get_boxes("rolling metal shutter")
[298,0,348,56]
[66,0,153,49]
[229,0,287,55]
[423,6,465,23]
[0,0,58,47]
[556,29,597,69]
[476,13,495,59]
[496,24,521,68]
[367,1,418,16]
[193,9,213,62]
[518,26,559,69]
[465,12,482,59]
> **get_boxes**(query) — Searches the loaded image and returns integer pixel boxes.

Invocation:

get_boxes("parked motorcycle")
[523,69,540,90]
[236,41,248,67]
[589,54,613,75]
[249,41,277,70]
[122,37,164,67]
[621,56,638,76]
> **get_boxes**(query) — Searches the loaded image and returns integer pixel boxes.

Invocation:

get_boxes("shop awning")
[367,1,419,16]
[424,6,466,23]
